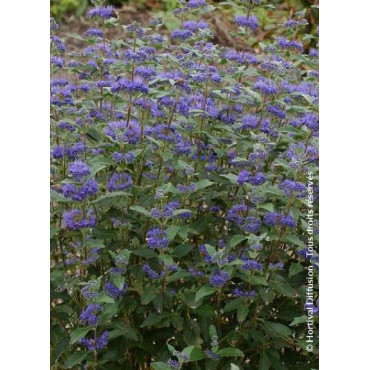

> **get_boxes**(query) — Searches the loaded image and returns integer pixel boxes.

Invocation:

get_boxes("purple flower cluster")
[79,331,109,351]
[68,161,90,181]
[62,179,98,201]
[176,182,197,193]
[209,270,230,288]
[63,209,97,230]
[80,303,102,326]
[242,259,263,271]
[142,264,166,280]
[107,173,133,192]
[147,228,170,249]
[87,6,115,19]
[237,171,266,186]
[104,282,127,299]
[279,179,306,197]
[278,37,304,52]
[264,211,297,228]
[234,288,256,298]
[254,78,278,95]
[235,15,259,31]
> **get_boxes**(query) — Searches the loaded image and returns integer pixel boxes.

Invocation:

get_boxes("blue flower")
[209,270,230,288]
[147,228,170,249]
[87,6,115,19]
[235,15,259,31]
[107,173,133,192]
[104,282,127,299]
[80,303,102,326]
[68,161,90,181]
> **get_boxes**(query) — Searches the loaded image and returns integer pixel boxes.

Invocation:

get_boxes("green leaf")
[195,179,215,191]
[92,191,132,204]
[263,322,293,338]
[230,235,248,248]
[230,364,241,370]
[168,270,191,283]
[289,316,307,326]
[259,203,274,212]
[250,276,268,286]
[258,352,271,370]
[216,347,244,357]
[111,323,138,341]
[193,305,215,317]
[96,294,115,304]
[173,244,194,258]
[195,285,216,302]
[140,313,161,328]
[271,281,295,297]
[87,163,107,178]
[237,305,249,323]
[182,346,206,361]
[68,32,85,41]
[209,324,217,338]
[282,235,306,249]
[70,327,92,344]
[51,337,69,364]
[132,248,158,259]
[289,263,303,278]
[141,288,159,305]
[50,189,68,203]
[64,351,87,368]
[224,298,244,313]
[220,173,238,184]
[151,362,172,370]
[130,206,151,217]
[167,225,180,241]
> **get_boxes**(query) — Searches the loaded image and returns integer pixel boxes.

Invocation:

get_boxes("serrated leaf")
[140,313,161,328]
[50,189,68,203]
[70,327,92,344]
[289,316,307,326]
[258,352,271,370]
[167,225,180,241]
[230,235,248,248]
[224,298,244,313]
[195,179,215,191]
[237,305,249,323]
[64,351,87,368]
[263,322,293,338]
[173,244,194,258]
[271,282,295,297]
[289,263,303,278]
[132,248,158,259]
[141,288,159,305]
[130,206,151,217]
[282,235,306,249]
[111,323,138,341]
[216,347,244,357]
[195,285,216,302]
[220,173,238,184]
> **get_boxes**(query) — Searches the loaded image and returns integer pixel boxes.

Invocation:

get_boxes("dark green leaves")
[195,285,217,302]
[70,327,92,344]
[216,348,244,357]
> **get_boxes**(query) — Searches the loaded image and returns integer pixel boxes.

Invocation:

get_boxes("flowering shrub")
[50,0,319,369]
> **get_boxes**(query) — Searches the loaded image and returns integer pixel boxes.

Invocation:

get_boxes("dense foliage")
[50,0,319,368]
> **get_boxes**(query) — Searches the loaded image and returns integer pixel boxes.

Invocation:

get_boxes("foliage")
[50,0,319,369]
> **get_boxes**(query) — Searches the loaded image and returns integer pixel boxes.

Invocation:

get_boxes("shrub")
[50,0,319,369]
